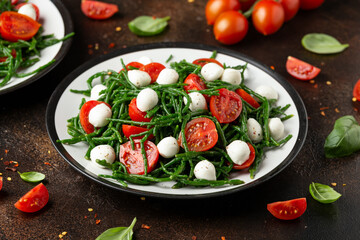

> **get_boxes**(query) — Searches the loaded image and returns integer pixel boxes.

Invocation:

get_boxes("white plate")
[46,43,308,199]
[0,0,73,95]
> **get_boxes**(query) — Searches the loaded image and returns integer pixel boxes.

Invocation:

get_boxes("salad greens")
[95,217,136,240]
[301,33,349,54]
[128,16,170,36]
[18,171,45,183]
[309,182,342,204]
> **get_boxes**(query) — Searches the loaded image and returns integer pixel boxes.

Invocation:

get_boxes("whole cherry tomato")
[279,0,300,21]
[252,0,285,35]
[205,0,241,25]
[300,0,324,10]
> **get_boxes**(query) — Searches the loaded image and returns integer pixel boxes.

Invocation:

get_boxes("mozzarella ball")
[269,118,285,141]
[137,56,152,65]
[136,88,159,112]
[90,84,107,100]
[18,4,37,20]
[183,92,207,112]
[255,85,278,100]
[247,118,263,143]
[156,68,179,85]
[194,160,216,181]
[157,137,180,158]
[128,70,151,87]
[226,140,250,166]
[201,63,224,82]
[88,103,112,127]
[221,68,242,85]
[90,145,115,168]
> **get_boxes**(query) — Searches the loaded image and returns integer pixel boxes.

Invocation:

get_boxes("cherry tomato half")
[14,183,49,213]
[352,79,360,101]
[184,73,210,102]
[286,56,321,80]
[139,62,165,83]
[122,125,153,139]
[128,98,152,122]
[120,139,159,175]
[119,61,144,73]
[79,100,111,134]
[267,198,307,220]
[179,117,218,152]
[236,89,260,109]
[11,0,19,5]
[15,3,40,21]
[0,11,41,42]
[279,0,300,21]
[300,0,324,10]
[252,0,285,36]
[210,88,242,123]
[0,176,3,191]
[81,0,118,20]
[192,58,223,67]
[213,10,248,45]
[205,0,241,25]
[232,143,256,169]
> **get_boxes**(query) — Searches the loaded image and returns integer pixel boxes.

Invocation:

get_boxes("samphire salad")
[58,52,293,188]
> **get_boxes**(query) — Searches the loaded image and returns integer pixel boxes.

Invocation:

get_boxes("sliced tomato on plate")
[183,73,210,101]
[15,3,40,21]
[128,98,152,122]
[192,58,223,67]
[0,176,3,191]
[232,143,256,170]
[236,89,260,109]
[120,139,159,175]
[139,62,165,83]
[119,61,144,73]
[267,198,307,220]
[210,88,242,123]
[79,100,111,134]
[353,79,360,101]
[81,0,118,20]
[122,125,153,139]
[14,183,49,213]
[286,56,321,80]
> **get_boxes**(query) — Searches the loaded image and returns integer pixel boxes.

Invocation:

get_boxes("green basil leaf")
[302,33,349,54]
[128,16,170,36]
[18,171,45,183]
[95,217,136,240]
[324,115,360,158]
[309,182,342,204]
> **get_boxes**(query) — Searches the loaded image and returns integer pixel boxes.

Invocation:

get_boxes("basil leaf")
[302,33,349,54]
[18,171,45,183]
[96,217,136,240]
[128,16,170,36]
[324,115,360,158]
[309,182,342,204]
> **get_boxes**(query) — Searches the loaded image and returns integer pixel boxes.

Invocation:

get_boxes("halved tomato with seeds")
[232,143,256,169]
[236,89,260,109]
[14,183,49,213]
[352,79,360,101]
[139,62,165,83]
[210,88,242,123]
[184,73,210,102]
[79,100,111,134]
[267,198,307,220]
[128,98,152,122]
[286,56,321,80]
[122,124,153,139]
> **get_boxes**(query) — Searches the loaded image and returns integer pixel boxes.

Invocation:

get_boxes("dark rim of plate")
[46,42,308,199]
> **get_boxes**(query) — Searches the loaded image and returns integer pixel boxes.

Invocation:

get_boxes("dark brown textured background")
[1,0,360,239]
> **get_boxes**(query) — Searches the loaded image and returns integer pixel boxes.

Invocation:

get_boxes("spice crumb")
[94,213,98,218]
[88,208,93,212]
[188,0,195,3]
[140,197,146,201]
[326,81,332,85]
[270,65,275,70]
[62,232,67,236]
[335,108,340,113]
[108,43,115,48]
[88,44,93,49]
[96,219,101,225]
[352,97,357,102]
[95,43,99,50]
[192,236,197,240]
[84,216,88,219]
[320,111,325,116]
[343,184,346,186]
[59,234,63,239]
[115,26,122,31]
[221,237,226,240]
[0,173,2,175]
[7,177,11,181]
[5,149,9,154]
[48,150,51,154]
[331,183,337,186]
[313,84,318,88]
[309,80,315,84]
[44,162,51,166]
[320,107,329,110]
[141,224,151,229]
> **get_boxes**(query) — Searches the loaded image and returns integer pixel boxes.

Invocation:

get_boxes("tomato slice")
[179,117,218,152]
[236,89,260,109]
[286,56,321,80]
[120,139,159,175]
[192,58,223,67]
[232,143,256,169]
[0,176,3,191]
[353,79,360,101]
[210,88,242,123]
[139,62,165,83]
[14,183,49,213]
[79,100,111,134]
[183,73,210,102]
[15,3,40,21]
[81,0,118,20]
[128,98,152,122]
[0,11,41,42]
[122,125,153,139]
[267,198,307,220]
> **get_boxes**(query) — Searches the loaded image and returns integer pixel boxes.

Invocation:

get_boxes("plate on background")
[46,42,308,199]
[0,0,73,95]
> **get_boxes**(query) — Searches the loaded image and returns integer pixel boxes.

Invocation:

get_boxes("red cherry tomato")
[205,0,241,25]
[213,10,249,45]
[210,88,242,123]
[267,198,307,220]
[0,176,3,191]
[286,56,321,80]
[184,73,210,102]
[128,98,152,122]
[252,0,285,35]
[11,0,19,4]
[0,49,16,62]
[15,3,40,21]
[192,58,223,67]
[79,100,111,134]
[353,79,360,101]
[120,139,159,175]
[14,183,49,213]
[139,62,165,83]
[119,61,144,73]
[122,125,153,139]
[232,143,256,169]
[279,0,300,21]
[81,0,118,20]
[179,117,218,152]
[0,11,41,42]
[236,89,260,109]
[300,0,324,10]
[239,0,257,11]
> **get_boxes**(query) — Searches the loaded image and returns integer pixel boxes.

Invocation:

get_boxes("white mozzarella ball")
[269,118,285,141]
[88,103,112,127]
[156,68,179,85]
[194,160,216,181]
[90,84,107,100]
[201,63,224,82]
[90,145,115,168]
[255,85,278,100]
[247,118,263,143]
[137,56,152,65]
[18,4,37,20]
[226,140,250,166]
[128,70,151,87]
[157,137,180,158]
[183,92,207,112]
[221,68,242,85]
[136,88,159,112]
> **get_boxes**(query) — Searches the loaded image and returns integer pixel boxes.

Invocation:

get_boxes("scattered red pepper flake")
[320,111,325,116]
[103,51,108,54]
[270,65,275,70]
[96,219,101,225]
[94,213,98,218]
[88,49,94,55]
[335,108,340,113]
[141,224,151,229]
[44,162,51,166]
[221,237,226,240]
[108,42,115,48]
[88,44,93,49]
[192,236,197,240]
[309,80,315,84]
[84,216,88,219]
[313,84,318,88]
[152,16,156,19]
[320,107,329,111]
[4,149,9,154]
[354,107,358,112]
[3,161,10,166]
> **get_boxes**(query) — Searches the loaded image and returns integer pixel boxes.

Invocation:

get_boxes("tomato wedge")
[192,58,223,67]
[179,117,218,152]
[79,100,111,134]
[210,88,242,123]
[81,0,118,20]
[128,98,152,122]
[232,143,256,169]
[353,79,360,101]
[14,183,49,213]
[184,73,210,102]
[0,176,3,191]
[0,11,41,42]
[139,62,165,83]
[120,139,159,175]
[286,56,321,80]
[122,125,153,139]
[236,89,260,109]
[267,198,307,220]
[15,3,40,21]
